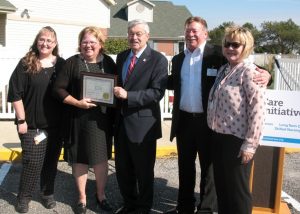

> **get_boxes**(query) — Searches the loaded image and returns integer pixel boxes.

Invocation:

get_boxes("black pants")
[211,132,253,214]
[176,111,217,213]
[115,123,157,212]
[18,128,62,201]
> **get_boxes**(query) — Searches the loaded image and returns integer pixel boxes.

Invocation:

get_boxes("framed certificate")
[80,72,117,107]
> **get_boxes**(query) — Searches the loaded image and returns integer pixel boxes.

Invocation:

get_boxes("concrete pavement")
[1,121,300,213]
[0,120,177,162]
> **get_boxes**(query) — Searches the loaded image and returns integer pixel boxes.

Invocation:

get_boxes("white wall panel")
[7,0,110,27]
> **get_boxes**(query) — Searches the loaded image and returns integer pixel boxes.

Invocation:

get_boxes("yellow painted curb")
[285,148,300,153]
[0,148,22,162]
[105,146,178,160]
[2,146,300,162]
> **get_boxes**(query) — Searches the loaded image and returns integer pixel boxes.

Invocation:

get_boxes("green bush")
[105,38,129,54]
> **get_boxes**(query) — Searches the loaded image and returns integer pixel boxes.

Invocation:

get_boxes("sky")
[168,0,300,30]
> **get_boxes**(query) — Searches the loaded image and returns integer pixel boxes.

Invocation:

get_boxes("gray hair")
[128,19,150,34]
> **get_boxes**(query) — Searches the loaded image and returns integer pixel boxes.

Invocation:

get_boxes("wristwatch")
[17,119,26,124]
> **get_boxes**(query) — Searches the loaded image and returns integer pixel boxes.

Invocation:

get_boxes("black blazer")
[168,43,226,141]
[115,46,168,143]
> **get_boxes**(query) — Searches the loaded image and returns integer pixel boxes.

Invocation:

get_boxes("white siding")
[2,0,112,58]
[128,2,153,22]
[5,20,87,58]
[0,48,22,88]
[7,0,110,27]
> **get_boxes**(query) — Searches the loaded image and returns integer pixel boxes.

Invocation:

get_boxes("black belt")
[180,110,204,118]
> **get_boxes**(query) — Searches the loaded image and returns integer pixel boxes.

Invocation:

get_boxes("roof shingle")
[109,0,192,40]
[0,0,17,13]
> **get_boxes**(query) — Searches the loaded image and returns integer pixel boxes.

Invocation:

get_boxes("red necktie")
[125,55,136,82]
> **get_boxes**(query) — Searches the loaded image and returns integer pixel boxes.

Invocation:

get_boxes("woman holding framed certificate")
[53,26,116,214]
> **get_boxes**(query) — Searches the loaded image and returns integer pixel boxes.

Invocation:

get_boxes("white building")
[1,0,116,58]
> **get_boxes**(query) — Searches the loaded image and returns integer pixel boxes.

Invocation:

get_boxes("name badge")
[34,131,47,145]
[207,68,217,76]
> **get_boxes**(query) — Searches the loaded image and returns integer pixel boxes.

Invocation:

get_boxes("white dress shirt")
[180,42,206,113]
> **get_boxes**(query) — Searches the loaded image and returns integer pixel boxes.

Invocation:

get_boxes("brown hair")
[22,26,59,74]
[184,16,208,32]
[77,26,106,53]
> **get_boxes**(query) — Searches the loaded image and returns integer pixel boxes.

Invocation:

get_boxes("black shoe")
[95,195,112,211]
[76,203,87,214]
[115,206,136,214]
[195,210,214,214]
[195,211,214,214]
[164,208,179,214]
[15,200,29,213]
[135,209,150,214]
[164,208,194,214]
[41,195,56,209]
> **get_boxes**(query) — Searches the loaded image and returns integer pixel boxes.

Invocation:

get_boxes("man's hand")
[253,67,271,86]
[114,87,128,99]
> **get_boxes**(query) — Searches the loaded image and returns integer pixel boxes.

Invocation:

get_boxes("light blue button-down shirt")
[179,42,206,113]
[122,45,147,84]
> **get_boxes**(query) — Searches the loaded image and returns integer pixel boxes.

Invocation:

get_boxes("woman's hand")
[63,95,96,109]
[253,67,271,86]
[238,150,254,164]
[17,122,28,134]
[77,98,97,109]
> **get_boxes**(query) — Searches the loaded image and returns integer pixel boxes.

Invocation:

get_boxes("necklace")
[40,55,56,68]
[81,54,104,73]
[224,66,231,75]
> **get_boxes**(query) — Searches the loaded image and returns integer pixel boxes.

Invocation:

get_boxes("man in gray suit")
[113,19,168,214]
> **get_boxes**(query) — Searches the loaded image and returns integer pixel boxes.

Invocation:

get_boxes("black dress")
[53,54,116,166]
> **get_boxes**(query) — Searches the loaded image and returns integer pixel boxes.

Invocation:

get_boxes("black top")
[7,57,66,129]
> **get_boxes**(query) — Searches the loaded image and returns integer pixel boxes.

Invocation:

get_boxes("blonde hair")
[222,25,254,60]
[77,26,106,53]
[23,26,59,74]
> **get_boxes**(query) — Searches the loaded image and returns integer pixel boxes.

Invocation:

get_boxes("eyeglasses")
[37,38,55,45]
[81,41,99,46]
[224,41,244,49]
[128,32,146,38]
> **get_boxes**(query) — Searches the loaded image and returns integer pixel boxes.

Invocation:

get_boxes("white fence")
[0,52,174,120]
[2,53,299,120]
[0,49,22,119]
[274,58,300,91]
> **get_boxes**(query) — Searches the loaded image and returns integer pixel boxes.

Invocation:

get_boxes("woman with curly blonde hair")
[8,26,65,213]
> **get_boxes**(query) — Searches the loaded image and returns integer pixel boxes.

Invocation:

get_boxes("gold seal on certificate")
[102,92,110,100]
[80,72,117,107]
